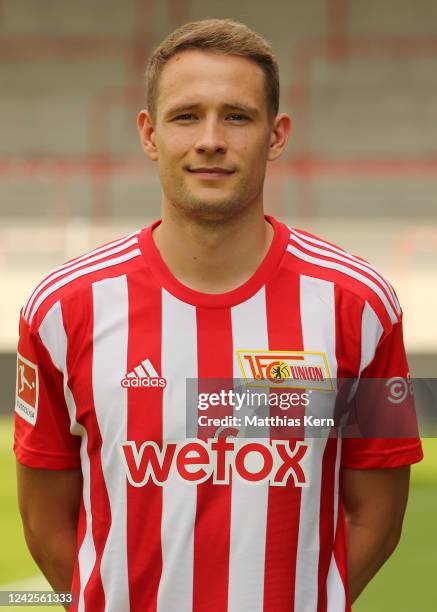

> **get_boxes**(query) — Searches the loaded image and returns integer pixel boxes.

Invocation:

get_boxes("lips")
[187,167,234,175]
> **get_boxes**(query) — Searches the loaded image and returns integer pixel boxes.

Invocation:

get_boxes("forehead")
[156,49,267,113]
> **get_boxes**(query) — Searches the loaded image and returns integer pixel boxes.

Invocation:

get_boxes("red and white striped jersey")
[14,215,423,612]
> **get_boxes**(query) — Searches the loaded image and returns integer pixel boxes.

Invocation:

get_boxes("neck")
[151,203,274,294]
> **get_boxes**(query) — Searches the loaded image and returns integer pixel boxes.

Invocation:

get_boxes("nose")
[194,116,227,155]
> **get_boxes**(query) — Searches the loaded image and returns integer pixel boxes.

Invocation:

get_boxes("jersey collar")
[139,214,289,308]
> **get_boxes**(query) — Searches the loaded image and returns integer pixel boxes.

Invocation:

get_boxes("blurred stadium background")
[0,0,435,610]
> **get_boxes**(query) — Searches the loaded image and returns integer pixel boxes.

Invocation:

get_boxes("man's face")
[140,50,279,223]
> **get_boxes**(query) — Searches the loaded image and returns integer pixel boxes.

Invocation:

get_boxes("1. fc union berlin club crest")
[236,350,333,392]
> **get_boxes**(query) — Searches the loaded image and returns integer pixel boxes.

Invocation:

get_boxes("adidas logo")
[121,358,167,389]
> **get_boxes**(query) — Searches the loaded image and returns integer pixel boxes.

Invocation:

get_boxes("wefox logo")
[120,438,309,487]
[121,358,167,389]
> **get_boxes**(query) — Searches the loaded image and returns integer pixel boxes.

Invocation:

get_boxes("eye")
[227,113,250,122]
[173,113,196,121]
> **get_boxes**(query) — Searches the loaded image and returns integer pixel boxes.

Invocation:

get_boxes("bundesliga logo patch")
[15,353,39,425]
[237,350,333,391]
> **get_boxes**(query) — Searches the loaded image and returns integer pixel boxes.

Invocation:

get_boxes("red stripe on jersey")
[126,274,164,612]
[62,289,109,611]
[263,268,304,611]
[326,286,363,609]
[317,438,338,612]
[193,308,233,612]
[334,286,363,380]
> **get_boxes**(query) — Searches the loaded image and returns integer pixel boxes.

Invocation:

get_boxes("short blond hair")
[145,19,279,121]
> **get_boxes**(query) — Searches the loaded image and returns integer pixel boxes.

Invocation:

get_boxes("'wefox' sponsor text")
[120,438,309,487]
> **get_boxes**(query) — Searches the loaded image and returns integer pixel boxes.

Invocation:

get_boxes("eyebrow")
[164,102,260,117]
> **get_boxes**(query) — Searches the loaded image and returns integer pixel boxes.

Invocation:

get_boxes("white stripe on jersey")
[23,235,140,321]
[326,556,346,612]
[347,300,385,402]
[290,228,401,314]
[56,231,139,272]
[332,439,341,535]
[294,275,337,612]
[39,303,94,612]
[287,244,398,324]
[359,301,384,374]
[228,287,270,612]
[92,276,130,611]
[326,438,345,611]
[289,229,401,316]
[26,249,141,324]
[157,289,198,612]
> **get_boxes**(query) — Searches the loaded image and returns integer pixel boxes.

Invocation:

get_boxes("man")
[14,19,422,612]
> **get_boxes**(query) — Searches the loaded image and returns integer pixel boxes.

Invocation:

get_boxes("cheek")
[241,140,269,170]
[236,130,269,156]
[155,131,191,161]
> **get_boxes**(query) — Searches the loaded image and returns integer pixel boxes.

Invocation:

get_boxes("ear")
[137,109,158,161]
[267,113,292,162]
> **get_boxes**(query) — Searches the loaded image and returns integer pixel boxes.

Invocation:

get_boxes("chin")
[178,197,247,224]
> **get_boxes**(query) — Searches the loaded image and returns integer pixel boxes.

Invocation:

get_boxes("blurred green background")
[1,415,436,610]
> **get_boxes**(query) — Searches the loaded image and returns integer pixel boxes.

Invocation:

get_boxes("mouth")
[187,167,235,179]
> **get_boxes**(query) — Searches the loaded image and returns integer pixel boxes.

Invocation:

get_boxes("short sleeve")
[341,315,424,469]
[14,313,81,469]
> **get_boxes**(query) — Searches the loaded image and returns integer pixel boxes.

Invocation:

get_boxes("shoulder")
[284,225,402,333]
[21,230,143,331]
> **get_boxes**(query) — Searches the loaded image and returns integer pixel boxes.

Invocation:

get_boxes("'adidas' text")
[121,377,166,388]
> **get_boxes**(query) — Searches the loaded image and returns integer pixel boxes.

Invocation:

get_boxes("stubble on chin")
[163,173,262,227]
